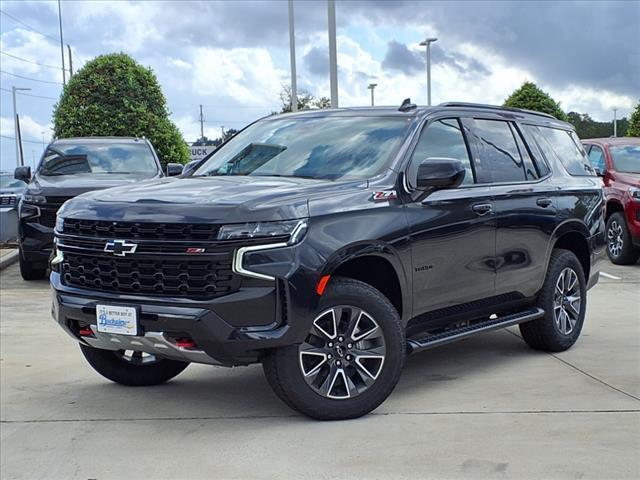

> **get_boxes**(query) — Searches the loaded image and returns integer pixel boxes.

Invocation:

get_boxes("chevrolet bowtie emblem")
[104,239,138,257]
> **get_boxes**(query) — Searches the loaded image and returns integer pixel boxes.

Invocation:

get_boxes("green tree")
[627,101,640,137]
[278,84,331,113]
[504,81,567,121]
[53,53,189,167]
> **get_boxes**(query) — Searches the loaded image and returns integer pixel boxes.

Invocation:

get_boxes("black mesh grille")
[61,252,239,299]
[63,218,219,241]
[0,195,17,206]
[38,207,58,228]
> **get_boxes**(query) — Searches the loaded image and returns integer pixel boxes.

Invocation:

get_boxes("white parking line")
[600,272,622,280]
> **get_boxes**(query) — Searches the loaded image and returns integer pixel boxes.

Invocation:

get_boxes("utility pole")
[419,37,438,105]
[220,126,225,140]
[327,0,338,108]
[613,108,618,137]
[41,131,46,149]
[57,0,66,85]
[199,105,204,140]
[288,0,298,112]
[67,44,73,76]
[367,83,378,106]
[12,86,31,166]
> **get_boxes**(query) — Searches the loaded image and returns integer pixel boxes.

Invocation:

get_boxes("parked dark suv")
[15,137,183,280]
[582,137,640,264]
[52,103,605,420]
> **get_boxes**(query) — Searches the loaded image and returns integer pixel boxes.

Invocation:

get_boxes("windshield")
[610,145,640,174]
[0,175,25,189]
[39,142,159,176]
[194,116,411,180]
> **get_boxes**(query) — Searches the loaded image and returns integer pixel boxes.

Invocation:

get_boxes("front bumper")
[19,218,54,264]
[51,247,320,366]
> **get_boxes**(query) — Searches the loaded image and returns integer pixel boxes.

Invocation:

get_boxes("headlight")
[23,194,46,204]
[629,187,640,200]
[19,202,40,219]
[55,215,64,233]
[218,219,307,244]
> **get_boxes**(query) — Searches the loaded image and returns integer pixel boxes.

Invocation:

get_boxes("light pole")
[288,0,298,111]
[328,0,339,108]
[367,83,378,106]
[57,0,66,85]
[613,108,618,137]
[12,86,31,166]
[41,131,46,149]
[419,37,438,106]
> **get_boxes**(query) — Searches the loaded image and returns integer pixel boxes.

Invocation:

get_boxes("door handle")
[472,203,492,216]
[536,197,553,208]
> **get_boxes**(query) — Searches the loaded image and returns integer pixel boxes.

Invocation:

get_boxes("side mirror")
[416,158,465,189]
[594,167,605,177]
[166,163,183,176]
[182,160,200,176]
[14,166,31,182]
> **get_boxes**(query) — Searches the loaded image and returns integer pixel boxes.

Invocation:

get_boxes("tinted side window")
[511,124,539,180]
[408,118,474,186]
[588,145,606,172]
[468,119,526,183]
[526,125,594,176]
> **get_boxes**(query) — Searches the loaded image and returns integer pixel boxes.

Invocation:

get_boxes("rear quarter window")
[523,125,594,176]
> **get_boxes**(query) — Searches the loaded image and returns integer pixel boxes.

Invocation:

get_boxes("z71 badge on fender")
[371,190,397,201]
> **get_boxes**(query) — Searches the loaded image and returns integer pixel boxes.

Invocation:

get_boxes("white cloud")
[190,47,287,108]
[0,29,65,84]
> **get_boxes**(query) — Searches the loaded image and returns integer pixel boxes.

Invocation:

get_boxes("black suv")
[15,137,183,280]
[52,103,605,420]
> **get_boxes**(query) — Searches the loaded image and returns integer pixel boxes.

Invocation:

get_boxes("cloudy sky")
[1,0,638,170]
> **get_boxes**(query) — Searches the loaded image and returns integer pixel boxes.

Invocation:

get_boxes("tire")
[519,249,587,352]
[606,212,640,265]
[80,344,189,386]
[263,277,405,420]
[19,251,47,281]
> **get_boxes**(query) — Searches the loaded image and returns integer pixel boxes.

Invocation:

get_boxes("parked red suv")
[583,138,640,264]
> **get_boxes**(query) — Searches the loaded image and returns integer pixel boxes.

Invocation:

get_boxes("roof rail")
[438,102,556,120]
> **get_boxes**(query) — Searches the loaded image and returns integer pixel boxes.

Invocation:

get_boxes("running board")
[406,307,544,354]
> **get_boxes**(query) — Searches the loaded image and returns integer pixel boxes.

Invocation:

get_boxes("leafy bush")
[53,53,189,167]
[627,101,640,137]
[504,81,567,121]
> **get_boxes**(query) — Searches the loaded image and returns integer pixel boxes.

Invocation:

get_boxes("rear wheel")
[520,249,586,352]
[606,212,640,265]
[80,344,189,386]
[19,250,47,281]
[263,278,405,420]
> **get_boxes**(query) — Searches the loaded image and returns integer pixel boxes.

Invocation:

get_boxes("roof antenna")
[398,98,416,112]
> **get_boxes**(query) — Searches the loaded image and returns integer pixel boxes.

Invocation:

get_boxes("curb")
[0,250,19,271]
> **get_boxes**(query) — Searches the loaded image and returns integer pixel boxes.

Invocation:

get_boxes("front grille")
[0,195,17,206]
[63,219,219,241]
[39,207,58,228]
[61,252,239,299]
[45,196,73,206]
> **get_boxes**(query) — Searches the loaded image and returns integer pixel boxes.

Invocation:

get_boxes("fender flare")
[319,240,412,322]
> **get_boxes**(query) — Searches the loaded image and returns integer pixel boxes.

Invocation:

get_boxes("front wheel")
[80,344,189,386]
[606,212,640,265]
[263,277,405,420]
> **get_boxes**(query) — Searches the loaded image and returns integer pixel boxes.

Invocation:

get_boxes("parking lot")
[1,261,638,480]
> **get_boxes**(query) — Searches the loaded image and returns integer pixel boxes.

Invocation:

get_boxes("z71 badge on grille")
[104,239,138,256]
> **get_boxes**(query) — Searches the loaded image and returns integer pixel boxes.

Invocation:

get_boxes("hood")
[613,171,640,187]
[59,175,366,224]
[29,172,159,198]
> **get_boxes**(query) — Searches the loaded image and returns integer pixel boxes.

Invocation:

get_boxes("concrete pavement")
[1,261,639,479]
